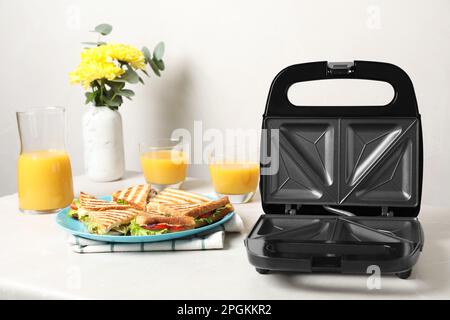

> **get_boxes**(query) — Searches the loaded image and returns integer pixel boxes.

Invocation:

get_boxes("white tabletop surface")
[1,171,449,300]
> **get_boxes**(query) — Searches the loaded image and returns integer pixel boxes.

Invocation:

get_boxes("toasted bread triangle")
[90,207,143,234]
[112,184,155,211]
[79,192,130,211]
[135,211,196,229]
[146,188,232,218]
[147,188,211,208]
[150,196,231,218]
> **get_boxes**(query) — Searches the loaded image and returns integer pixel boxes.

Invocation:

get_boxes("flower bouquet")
[69,23,165,181]
[70,23,165,109]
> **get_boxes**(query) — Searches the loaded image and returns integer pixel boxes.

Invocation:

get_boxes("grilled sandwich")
[154,197,230,217]
[146,189,234,228]
[88,207,143,235]
[69,192,143,235]
[131,210,196,235]
[112,184,156,210]
[138,204,233,230]
[69,192,131,221]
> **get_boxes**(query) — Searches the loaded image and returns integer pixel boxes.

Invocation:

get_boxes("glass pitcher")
[17,107,74,213]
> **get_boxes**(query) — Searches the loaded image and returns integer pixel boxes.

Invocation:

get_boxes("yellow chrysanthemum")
[105,43,146,69]
[70,46,123,88]
[69,61,124,89]
[69,43,145,89]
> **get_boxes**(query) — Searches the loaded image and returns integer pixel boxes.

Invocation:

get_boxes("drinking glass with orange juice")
[139,139,188,190]
[209,149,259,203]
[16,107,74,213]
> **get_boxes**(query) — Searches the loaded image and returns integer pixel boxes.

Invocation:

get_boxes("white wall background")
[1,0,449,207]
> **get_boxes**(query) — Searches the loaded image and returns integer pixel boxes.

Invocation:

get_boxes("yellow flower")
[105,43,146,69]
[70,46,123,88]
[69,60,124,89]
[69,43,145,89]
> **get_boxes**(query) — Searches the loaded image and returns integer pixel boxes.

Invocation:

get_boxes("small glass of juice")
[208,149,259,204]
[139,138,188,190]
[17,107,74,213]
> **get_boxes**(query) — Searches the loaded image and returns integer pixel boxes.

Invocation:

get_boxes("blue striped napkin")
[68,213,244,253]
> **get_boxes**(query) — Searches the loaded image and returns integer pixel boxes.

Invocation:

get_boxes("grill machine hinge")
[285,204,301,215]
[381,206,394,217]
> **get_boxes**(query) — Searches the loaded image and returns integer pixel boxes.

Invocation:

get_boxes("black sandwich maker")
[245,61,424,279]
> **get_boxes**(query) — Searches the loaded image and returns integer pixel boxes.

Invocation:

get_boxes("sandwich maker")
[245,61,424,279]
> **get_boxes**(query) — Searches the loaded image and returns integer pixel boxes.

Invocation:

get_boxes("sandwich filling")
[85,221,131,235]
[129,220,185,236]
[194,204,232,224]
[68,200,88,221]
[131,204,233,235]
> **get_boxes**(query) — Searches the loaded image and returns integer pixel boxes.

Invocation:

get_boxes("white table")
[1,171,449,299]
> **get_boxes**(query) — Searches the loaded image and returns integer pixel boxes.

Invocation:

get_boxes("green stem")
[97,79,104,106]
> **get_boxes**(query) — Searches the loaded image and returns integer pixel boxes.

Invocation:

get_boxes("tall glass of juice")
[139,138,188,190]
[208,148,259,204]
[17,107,74,213]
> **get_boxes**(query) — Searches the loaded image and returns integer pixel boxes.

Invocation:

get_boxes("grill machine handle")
[264,60,419,117]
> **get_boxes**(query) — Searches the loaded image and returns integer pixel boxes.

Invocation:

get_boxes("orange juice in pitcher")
[16,107,74,213]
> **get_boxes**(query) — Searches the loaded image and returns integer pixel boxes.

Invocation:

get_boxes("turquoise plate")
[56,195,234,243]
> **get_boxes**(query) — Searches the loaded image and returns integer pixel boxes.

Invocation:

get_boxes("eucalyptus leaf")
[81,42,98,46]
[114,95,123,105]
[141,46,152,63]
[81,41,107,46]
[105,88,115,99]
[85,92,96,104]
[106,80,125,91]
[155,59,165,71]
[109,78,127,83]
[121,67,140,84]
[141,69,149,77]
[104,94,123,107]
[118,89,135,97]
[94,23,112,36]
[149,59,161,76]
[153,42,165,60]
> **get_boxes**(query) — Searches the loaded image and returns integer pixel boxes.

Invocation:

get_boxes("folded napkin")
[68,213,244,253]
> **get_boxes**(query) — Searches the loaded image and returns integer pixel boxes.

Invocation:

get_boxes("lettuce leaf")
[68,209,78,219]
[129,220,168,236]
[195,217,213,224]
[68,199,81,219]
[112,224,130,235]
[194,204,232,225]
[116,199,128,205]
[84,219,99,234]
[79,215,89,223]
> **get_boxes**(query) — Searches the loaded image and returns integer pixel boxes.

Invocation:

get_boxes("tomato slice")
[144,223,168,230]
[70,203,78,210]
[143,223,185,232]
[168,225,186,232]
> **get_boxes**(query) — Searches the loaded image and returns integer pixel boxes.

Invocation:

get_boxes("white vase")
[82,106,125,182]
